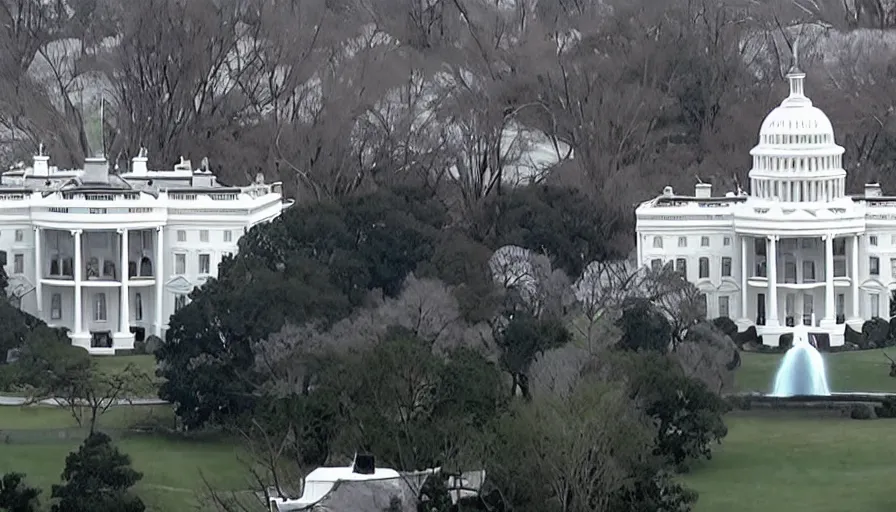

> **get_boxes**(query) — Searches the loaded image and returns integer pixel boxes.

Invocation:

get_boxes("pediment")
[860,278,886,290]
[717,279,741,292]
[165,276,194,294]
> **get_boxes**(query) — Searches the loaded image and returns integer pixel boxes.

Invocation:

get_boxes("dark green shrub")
[844,324,864,347]
[875,398,896,418]
[849,403,875,420]
[711,317,738,338]
[733,325,760,348]
[144,336,162,355]
[888,318,896,346]
[132,339,146,355]
[725,395,752,411]
[778,333,793,350]
[862,318,889,349]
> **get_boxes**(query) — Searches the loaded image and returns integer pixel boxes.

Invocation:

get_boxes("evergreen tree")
[51,432,144,512]
[0,472,40,512]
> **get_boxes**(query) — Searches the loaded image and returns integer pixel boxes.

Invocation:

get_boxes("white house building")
[635,63,894,348]
[0,149,289,354]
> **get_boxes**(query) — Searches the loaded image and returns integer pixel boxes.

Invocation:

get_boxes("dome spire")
[787,36,805,98]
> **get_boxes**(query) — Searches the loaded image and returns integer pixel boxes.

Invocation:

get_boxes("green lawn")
[684,411,896,512]
[0,405,249,511]
[735,348,896,393]
[92,354,161,397]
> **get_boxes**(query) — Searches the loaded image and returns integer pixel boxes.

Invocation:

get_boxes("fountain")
[770,325,831,397]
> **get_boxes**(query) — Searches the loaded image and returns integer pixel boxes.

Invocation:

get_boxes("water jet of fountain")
[770,325,831,397]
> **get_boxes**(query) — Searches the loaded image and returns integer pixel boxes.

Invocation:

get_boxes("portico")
[736,232,864,345]
[34,226,165,353]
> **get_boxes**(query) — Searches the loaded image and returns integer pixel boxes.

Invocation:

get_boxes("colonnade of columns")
[34,226,165,342]
[740,233,861,327]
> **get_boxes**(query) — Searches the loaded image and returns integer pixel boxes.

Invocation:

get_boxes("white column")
[33,227,42,317]
[741,235,749,319]
[154,226,164,337]
[73,229,83,333]
[852,234,860,319]
[767,235,778,325]
[118,228,129,333]
[824,234,835,322]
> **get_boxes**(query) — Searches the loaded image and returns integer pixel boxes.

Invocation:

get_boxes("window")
[175,294,187,312]
[198,254,210,275]
[14,229,22,242]
[701,236,710,247]
[721,257,732,277]
[200,230,209,242]
[802,260,816,281]
[833,238,846,256]
[757,293,766,325]
[891,258,896,279]
[175,253,186,275]
[135,293,143,321]
[784,259,797,283]
[836,293,845,324]
[94,293,107,322]
[224,230,233,243]
[13,253,23,274]
[723,236,731,246]
[699,257,709,278]
[678,236,687,248]
[754,238,766,256]
[870,235,879,246]
[802,294,813,326]
[177,230,186,242]
[834,259,846,277]
[870,256,880,276]
[50,293,62,320]
[871,293,880,318]
[718,296,730,318]
[891,235,896,245]
[651,258,662,271]
[675,258,687,277]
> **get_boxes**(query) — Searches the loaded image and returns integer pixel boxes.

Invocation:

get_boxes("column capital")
[767,234,779,242]
[116,228,128,235]
[32,226,41,232]
[155,226,163,233]
[70,229,82,236]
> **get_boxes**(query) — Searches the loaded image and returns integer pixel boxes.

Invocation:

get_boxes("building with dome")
[635,63,890,347]
[0,149,290,354]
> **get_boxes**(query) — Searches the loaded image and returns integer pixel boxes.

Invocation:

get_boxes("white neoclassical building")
[636,64,894,348]
[0,149,290,354]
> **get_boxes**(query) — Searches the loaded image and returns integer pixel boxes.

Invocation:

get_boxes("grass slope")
[684,411,896,512]
[735,348,896,393]
[0,405,248,511]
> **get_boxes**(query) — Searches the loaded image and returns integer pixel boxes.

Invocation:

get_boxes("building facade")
[0,150,290,354]
[635,65,892,347]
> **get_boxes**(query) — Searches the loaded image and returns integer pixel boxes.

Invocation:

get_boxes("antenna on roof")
[695,174,704,184]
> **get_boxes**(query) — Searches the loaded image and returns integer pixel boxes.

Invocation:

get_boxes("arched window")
[653,236,663,249]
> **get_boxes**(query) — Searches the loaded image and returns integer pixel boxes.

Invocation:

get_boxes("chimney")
[351,453,375,475]
[131,156,148,175]
[32,154,49,177]
[662,186,674,197]
[695,183,712,198]
[83,157,110,184]
[865,183,882,198]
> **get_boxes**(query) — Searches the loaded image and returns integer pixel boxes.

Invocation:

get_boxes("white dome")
[759,104,834,139]
[747,68,847,203]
